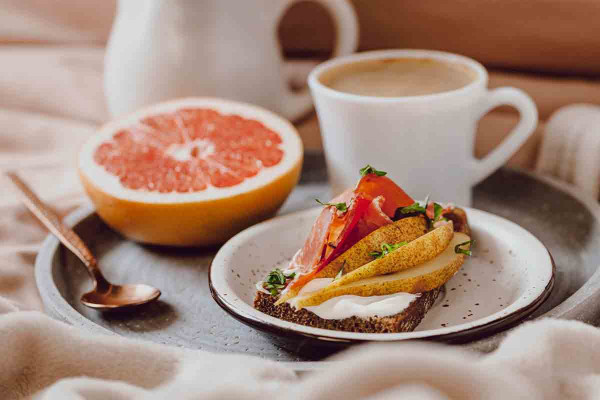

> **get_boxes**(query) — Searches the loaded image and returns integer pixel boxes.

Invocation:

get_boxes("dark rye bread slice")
[253,208,469,333]
[254,288,440,333]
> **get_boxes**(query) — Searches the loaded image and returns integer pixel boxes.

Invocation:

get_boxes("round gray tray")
[35,168,600,366]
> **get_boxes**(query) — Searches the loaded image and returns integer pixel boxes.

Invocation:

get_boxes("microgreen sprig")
[263,269,296,296]
[433,202,444,222]
[359,165,387,177]
[455,240,474,256]
[315,199,348,213]
[370,242,408,259]
[400,197,447,226]
[400,202,427,214]
[400,195,429,215]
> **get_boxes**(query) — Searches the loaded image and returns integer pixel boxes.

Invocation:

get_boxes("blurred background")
[1,1,600,390]
[282,0,600,169]
[2,0,600,202]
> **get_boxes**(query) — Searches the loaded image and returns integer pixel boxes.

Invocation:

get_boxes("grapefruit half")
[79,98,303,246]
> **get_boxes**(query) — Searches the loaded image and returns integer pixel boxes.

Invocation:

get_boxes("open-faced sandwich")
[254,165,473,333]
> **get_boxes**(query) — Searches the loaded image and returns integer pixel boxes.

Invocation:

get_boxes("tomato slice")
[286,174,415,292]
[354,175,414,217]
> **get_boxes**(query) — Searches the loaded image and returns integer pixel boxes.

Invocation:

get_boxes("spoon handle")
[6,172,98,271]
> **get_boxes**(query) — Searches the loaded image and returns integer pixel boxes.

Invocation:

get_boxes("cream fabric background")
[2,1,600,398]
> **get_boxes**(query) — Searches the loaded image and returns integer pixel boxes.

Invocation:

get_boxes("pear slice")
[293,232,470,309]
[316,215,428,278]
[328,223,454,289]
[275,216,427,305]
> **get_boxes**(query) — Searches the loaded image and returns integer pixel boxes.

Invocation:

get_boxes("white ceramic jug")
[105,0,359,120]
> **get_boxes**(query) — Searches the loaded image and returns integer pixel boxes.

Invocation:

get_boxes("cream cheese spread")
[289,278,419,320]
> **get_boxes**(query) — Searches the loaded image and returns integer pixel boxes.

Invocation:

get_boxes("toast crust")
[254,288,440,333]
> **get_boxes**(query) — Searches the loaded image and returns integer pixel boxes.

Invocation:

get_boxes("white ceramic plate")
[210,207,554,343]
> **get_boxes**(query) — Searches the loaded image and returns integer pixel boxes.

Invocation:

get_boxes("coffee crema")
[319,57,477,97]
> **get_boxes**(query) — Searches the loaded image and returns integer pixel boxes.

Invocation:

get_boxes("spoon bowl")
[81,284,161,310]
[7,172,162,311]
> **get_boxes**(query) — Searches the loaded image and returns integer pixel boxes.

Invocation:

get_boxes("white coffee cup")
[308,49,538,206]
[105,0,359,121]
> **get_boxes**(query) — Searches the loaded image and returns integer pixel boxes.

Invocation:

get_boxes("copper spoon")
[7,172,161,310]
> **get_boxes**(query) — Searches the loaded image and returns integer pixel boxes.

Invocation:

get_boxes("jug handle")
[281,0,359,122]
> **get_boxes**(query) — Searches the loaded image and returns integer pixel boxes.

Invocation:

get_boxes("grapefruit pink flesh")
[94,108,285,192]
[79,98,303,246]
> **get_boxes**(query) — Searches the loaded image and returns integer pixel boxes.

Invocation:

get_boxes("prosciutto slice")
[286,174,414,292]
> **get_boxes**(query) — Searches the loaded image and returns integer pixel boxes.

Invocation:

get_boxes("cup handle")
[471,87,538,183]
[281,0,359,121]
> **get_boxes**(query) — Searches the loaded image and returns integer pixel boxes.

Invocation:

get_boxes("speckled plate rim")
[209,206,555,343]
[34,169,600,369]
